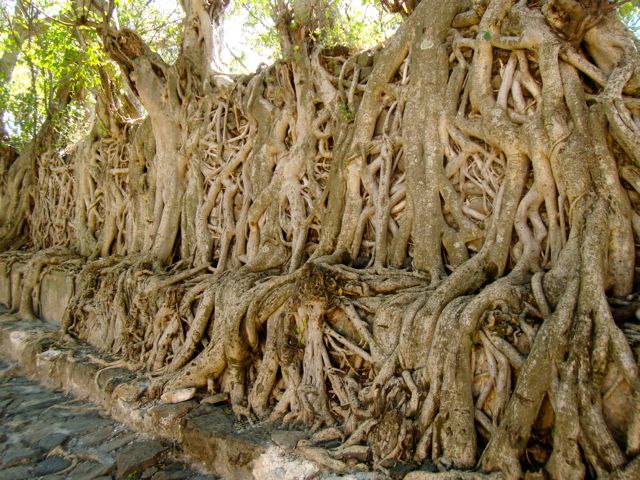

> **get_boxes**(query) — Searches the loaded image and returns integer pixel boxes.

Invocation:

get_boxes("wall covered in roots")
[2,0,640,477]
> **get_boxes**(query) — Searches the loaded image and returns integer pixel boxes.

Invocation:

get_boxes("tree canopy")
[1,0,637,149]
[0,0,403,150]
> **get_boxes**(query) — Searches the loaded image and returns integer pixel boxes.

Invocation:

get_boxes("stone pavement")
[0,359,218,480]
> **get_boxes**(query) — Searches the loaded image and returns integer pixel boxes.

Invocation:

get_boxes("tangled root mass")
[2,0,640,477]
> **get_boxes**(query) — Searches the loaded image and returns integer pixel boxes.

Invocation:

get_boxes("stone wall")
[0,260,74,324]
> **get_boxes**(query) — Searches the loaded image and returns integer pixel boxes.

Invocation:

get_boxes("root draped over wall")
[3,0,640,477]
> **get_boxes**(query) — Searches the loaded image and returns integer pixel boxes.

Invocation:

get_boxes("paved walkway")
[0,359,218,480]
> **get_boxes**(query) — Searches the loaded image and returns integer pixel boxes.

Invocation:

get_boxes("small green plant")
[338,100,354,123]
[295,317,307,346]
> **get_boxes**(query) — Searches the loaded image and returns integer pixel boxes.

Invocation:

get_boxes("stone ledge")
[0,260,74,325]
[0,312,386,480]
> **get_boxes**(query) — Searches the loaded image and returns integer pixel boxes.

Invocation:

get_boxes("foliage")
[619,0,640,33]
[0,1,102,148]
[227,0,280,68]
[322,0,401,49]
[115,0,184,64]
[0,0,183,151]
[1,0,639,146]
[227,0,400,71]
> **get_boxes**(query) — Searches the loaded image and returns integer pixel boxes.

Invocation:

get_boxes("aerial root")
[0,1,638,476]
[3,240,638,476]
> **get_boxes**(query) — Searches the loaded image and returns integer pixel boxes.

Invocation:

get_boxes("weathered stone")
[15,397,59,412]
[181,405,269,479]
[200,392,229,405]
[65,459,116,480]
[0,465,31,480]
[61,415,111,435]
[38,432,69,451]
[32,456,71,476]
[0,358,209,480]
[142,465,158,478]
[271,430,308,449]
[33,349,66,390]
[97,432,137,453]
[147,401,195,436]
[3,419,26,433]
[161,387,196,404]
[2,447,41,468]
[0,359,219,478]
[151,469,190,480]
[39,270,74,325]
[251,446,318,480]
[115,439,168,479]
[0,386,14,399]
[78,425,116,447]
[8,377,33,386]
[0,320,312,480]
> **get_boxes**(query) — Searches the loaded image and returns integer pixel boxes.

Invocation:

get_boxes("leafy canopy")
[1,0,639,148]
[225,0,400,71]
[0,0,182,150]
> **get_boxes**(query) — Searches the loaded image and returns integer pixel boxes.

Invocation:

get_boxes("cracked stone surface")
[0,359,218,480]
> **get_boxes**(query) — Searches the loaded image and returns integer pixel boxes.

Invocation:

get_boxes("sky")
[222,7,269,71]
[154,0,272,72]
[152,0,396,73]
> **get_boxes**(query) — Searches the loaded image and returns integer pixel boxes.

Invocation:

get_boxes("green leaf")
[483,31,492,41]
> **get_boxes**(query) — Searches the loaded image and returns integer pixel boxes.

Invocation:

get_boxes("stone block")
[10,261,24,311]
[2,446,41,467]
[181,404,270,480]
[33,456,71,476]
[115,439,167,479]
[0,262,11,307]
[39,269,74,324]
[0,465,31,480]
[37,432,70,451]
[147,401,195,438]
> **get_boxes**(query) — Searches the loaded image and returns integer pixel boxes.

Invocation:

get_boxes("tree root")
[1,0,640,477]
